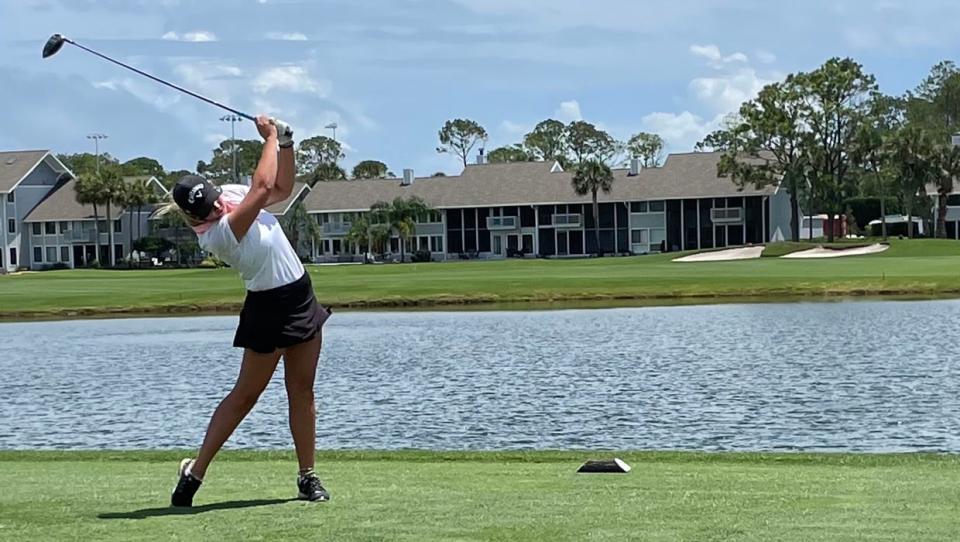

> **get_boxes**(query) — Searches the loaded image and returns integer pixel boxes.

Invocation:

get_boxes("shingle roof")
[24,178,127,222]
[266,182,310,215]
[0,150,51,193]
[301,151,778,213]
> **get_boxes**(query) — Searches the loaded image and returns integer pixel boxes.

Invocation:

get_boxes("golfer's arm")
[228,138,277,241]
[267,146,295,206]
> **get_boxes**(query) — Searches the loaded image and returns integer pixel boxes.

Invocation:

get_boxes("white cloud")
[92,77,181,109]
[690,67,774,114]
[555,100,582,122]
[641,111,716,147]
[266,32,308,41]
[500,120,528,136]
[689,44,749,69]
[252,66,331,96]
[162,30,217,42]
[756,50,777,64]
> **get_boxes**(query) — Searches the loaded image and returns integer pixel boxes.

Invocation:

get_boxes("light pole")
[325,122,338,142]
[87,133,108,174]
[220,114,242,183]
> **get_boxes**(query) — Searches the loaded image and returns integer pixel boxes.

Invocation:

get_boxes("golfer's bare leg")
[283,335,322,472]
[191,348,282,478]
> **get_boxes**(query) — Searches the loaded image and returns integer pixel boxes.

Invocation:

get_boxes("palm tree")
[572,160,615,255]
[886,125,936,238]
[370,196,431,263]
[120,180,151,262]
[99,167,125,267]
[74,173,104,266]
[934,145,960,238]
[280,202,322,259]
[345,214,371,258]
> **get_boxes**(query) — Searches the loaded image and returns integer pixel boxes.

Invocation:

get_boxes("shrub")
[411,250,432,263]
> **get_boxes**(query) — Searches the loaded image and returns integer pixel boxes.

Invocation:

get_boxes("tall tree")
[119,178,159,259]
[886,125,936,237]
[853,93,905,240]
[370,196,432,263]
[437,119,488,168]
[297,136,344,178]
[197,139,263,183]
[701,76,808,241]
[161,169,195,190]
[352,160,390,179]
[306,163,348,184]
[121,157,165,177]
[74,173,103,265]
[801,58,878,242]
[280,202,322,259]
[934,144,960,238]
[571,160,615,255]
[487,145,533,163]
[99,166,125,267]
[908,61,960,139]
[58,153,119,176]
[565,121,621,166]
[523,119,567,165]
[626,132,666,168]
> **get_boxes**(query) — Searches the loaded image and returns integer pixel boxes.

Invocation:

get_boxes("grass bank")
[0,450,957,541]
[2,239,960,319]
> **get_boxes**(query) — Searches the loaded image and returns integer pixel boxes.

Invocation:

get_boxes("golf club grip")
[67,39,256,122]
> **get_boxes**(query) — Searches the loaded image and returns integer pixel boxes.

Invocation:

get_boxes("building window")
[32,223,42,235]
[114,220,122,233]
[34,247,42,263]
[59,221,69,234]
[650,201,665,212]
[417,211,442,224]
[46,247,56,263]
[631,202,647,213]
[10,247,17,266]
[7,219,14,234]
[431,236,443,253]
[6,192,13,203]
[711,207,743,224]
[60,246,69,263]
[631,229,650,244]
[114,244,123,263]
[45,222,56,235]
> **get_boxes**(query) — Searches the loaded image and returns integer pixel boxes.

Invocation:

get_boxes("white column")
[696,199,701,250]
[533,206,539,257]
[742,197,747,245]
[680,201,685,251]
[762,196,767,243]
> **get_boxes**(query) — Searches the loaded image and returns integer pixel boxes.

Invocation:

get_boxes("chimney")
[477,148,486,165]
[629,158,641,177]
[402,169,414,186]
[953,133,960,148]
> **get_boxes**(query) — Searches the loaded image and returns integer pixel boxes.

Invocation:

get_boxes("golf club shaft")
[66,38,256,122]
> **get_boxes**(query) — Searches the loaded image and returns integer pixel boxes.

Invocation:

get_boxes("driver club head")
[42,34,67,59]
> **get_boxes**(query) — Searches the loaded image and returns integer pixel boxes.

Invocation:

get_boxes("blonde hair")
[156,197,205,227]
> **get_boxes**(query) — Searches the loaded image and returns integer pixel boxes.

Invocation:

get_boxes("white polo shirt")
[198,185,305,292]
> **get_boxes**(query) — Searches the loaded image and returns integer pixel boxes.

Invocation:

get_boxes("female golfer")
[168,115,330,507]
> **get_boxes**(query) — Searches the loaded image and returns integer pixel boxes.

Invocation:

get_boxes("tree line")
[696,58,960,242]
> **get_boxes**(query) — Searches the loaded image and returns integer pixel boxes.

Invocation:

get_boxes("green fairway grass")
[2,239,960,319]
[0,451,958,541]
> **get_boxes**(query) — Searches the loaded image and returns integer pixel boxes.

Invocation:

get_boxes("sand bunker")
[673,246,765,262]
[781,243,890,259]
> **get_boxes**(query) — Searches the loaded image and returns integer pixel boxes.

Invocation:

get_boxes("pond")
[2,300,959,452]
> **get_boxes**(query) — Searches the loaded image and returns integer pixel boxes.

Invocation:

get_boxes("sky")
[1,0,959,176]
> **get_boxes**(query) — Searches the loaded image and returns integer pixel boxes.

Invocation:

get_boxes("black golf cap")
[173,175,222,219]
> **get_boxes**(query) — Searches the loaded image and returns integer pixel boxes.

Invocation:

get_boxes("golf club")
[42,33,290,138]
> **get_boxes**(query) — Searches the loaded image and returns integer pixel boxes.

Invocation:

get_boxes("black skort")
[233,273,331,354]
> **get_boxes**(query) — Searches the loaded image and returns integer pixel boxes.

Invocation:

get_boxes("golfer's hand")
[256,115,278,141]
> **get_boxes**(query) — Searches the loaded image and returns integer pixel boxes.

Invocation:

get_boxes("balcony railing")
[322,222,353,236]
[551,213,582,228]
[65,230,97,243]
[486,216,518,230]
[711,208,743,224]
